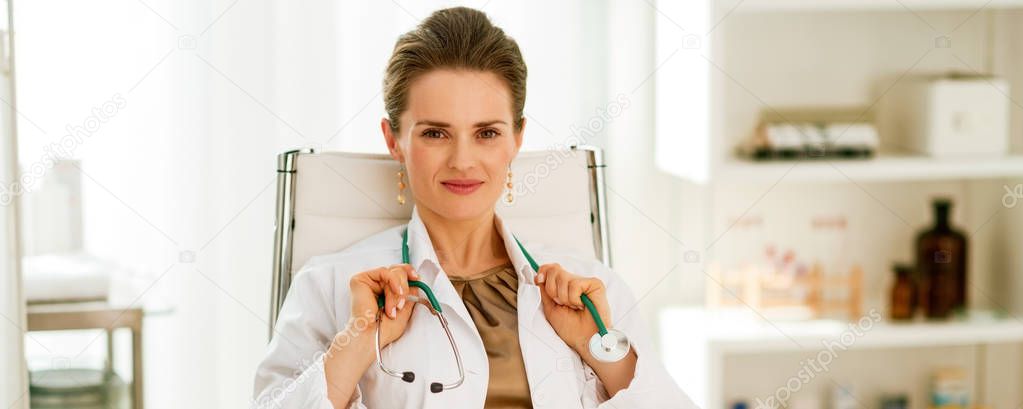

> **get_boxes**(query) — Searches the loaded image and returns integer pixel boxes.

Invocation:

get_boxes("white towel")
[23,252,112,303]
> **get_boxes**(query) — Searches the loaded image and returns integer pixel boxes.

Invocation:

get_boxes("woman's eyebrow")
[413,119,507,127]
[414,119,450,127]
[472,120,507,127]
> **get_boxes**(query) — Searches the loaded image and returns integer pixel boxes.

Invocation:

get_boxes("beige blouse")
[447,261,533,409]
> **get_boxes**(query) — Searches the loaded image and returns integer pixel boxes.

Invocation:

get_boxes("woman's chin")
[428,197,497,221]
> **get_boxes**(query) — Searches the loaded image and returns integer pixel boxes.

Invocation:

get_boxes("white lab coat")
[252,205,693,409]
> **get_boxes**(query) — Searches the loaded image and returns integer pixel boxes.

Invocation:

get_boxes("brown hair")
[383,7,527,133]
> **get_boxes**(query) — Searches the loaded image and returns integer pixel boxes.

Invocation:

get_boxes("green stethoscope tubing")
[375,229,446,313]
[378,227,610,336]
[511,234,610,336]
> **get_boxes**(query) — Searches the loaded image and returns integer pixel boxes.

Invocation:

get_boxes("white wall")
[605,0,714,359]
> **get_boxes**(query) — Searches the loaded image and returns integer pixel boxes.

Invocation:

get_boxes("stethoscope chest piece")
[588,328,631,363]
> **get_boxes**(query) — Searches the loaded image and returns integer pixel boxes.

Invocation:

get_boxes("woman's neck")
[417,205,509,279]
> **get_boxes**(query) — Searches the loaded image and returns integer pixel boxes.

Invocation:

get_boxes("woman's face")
[383,69,524,221]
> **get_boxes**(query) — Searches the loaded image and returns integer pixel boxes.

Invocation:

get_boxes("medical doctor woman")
[252,6,693,409]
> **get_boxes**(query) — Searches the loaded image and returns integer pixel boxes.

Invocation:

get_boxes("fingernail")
[398,297,406,310]
[390,306,396,318]
[536,273,545,283]
[399,286,404,295]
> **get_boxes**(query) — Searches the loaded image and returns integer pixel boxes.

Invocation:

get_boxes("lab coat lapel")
[407,206,583,407]
[407,206,538,329]
[405,205,476,332]
[492,211,541,328]
[495,212,585,408]
[406,206,491,406]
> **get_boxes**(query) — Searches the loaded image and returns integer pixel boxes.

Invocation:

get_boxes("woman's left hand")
[533,263,611,356]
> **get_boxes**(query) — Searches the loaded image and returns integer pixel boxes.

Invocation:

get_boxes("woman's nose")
[446,138,477,170]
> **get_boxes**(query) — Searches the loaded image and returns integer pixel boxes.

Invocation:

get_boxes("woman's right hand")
[347,264,420,349]
[325,264,420,408]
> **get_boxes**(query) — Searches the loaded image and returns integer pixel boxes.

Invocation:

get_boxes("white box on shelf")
[881,75,1010,157]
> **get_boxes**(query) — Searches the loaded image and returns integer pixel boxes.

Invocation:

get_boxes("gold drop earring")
[504,167,514,204]
[397,164,407,205]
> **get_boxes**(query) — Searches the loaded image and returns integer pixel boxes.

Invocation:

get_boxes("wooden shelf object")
[707,263,863,320]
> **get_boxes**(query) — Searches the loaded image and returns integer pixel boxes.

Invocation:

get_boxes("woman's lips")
[441,180,483,195]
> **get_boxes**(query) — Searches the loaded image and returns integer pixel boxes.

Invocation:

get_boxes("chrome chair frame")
[269,145,612,338]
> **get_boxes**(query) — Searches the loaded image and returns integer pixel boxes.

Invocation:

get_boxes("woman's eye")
[479,129,500,139]
[422,129,445,139]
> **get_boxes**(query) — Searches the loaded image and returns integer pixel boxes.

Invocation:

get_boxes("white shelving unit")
[653,1,1023,409]
[661,308,1023,409]
[719,155,1023,183]
[663,308,1023,354]
[655,1,1023,185]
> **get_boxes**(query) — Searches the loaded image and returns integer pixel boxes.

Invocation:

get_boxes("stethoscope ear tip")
[430,382,444,393]
[402,372,415,383]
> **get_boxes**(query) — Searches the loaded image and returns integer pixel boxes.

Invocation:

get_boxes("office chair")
[268,145,611,338]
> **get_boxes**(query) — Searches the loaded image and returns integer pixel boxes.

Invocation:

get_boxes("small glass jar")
[889,263,916,321]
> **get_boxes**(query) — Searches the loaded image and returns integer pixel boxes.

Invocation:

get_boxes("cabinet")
[653,2,1023,408]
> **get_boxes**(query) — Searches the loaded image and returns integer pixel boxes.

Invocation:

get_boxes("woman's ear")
[381,117,405,162]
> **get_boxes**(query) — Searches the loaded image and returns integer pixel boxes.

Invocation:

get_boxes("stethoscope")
[375,227,632,393]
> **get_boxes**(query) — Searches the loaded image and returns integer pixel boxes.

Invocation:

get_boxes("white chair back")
[270,146,610,334]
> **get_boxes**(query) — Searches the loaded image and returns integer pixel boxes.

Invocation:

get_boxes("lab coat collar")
[405,204,536,286]
[495,209,538,284]
[405,204,440,279]
[405,205,547,381]
[405,204,543,344]
[403,205,579,406]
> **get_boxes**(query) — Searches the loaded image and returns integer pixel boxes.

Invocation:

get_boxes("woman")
[253,7,690,409]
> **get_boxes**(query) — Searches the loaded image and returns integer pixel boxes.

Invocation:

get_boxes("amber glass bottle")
[889,264,916,321]
[916,198,968,319]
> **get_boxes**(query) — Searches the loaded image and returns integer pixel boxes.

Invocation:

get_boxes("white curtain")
[0,107,27,409]
[0,67,25,409]
[1,0,26,405]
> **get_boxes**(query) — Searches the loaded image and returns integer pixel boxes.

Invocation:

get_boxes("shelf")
[733,0,1023,13]
[661,307,1023,354]
[716,154,1023,183]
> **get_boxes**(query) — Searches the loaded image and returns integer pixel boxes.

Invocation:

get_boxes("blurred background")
[2,0,1023,408]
